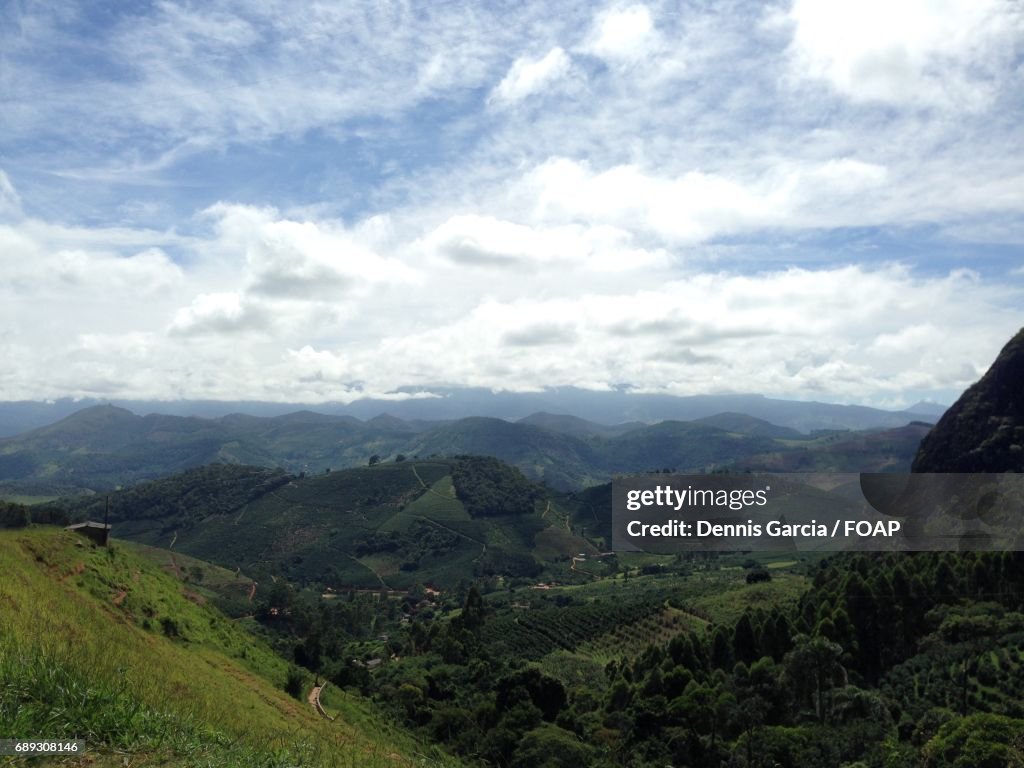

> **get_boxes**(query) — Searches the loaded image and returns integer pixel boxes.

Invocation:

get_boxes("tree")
[498,668,567,722]
[460,585,485,633]
[921,713,1024,768]
[733,612,759,664]
[284,666,305,700]
[511,725,595,768]
[0,501,30,528]
[783,634,847,723]
[368,454,381,466]
[712,626,733,668]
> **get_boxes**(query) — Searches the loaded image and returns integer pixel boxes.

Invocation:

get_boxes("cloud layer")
[1,0,1022,408]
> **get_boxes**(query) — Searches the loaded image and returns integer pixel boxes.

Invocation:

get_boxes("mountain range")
[0,403,932,495]
[0,389,944,438]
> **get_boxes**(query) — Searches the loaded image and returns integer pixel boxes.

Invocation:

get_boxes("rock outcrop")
[913,328,1024,473]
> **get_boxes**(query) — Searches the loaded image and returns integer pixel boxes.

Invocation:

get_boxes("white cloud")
[526,156,890,243]
[1,0,569,159]
[422,213,667,271]
[583,4,656,63]
[55,248,183,293]
[0,191,1020,404]
[782,0,1024,107]
[203,203,417,297]
[353,265,1020,400]
[490,47,571,105]
[0,222,183,297]
[169,292,268,336]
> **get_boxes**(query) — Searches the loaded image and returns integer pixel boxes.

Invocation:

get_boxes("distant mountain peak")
[72,403,135,416]
[692,411,803,439]
[912,328,1024,472]
[45,403,139,429]
[905,400,948,417]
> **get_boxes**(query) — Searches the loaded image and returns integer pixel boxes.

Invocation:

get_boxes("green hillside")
[46,459,584,590]
[740,422,934,472]
[0,527,459,767]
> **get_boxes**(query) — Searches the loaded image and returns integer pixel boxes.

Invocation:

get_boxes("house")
[65,521,112,547]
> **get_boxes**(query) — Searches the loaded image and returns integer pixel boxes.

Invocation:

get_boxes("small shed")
[65,521,112,547]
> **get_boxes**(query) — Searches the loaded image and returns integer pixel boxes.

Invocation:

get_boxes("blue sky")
[1,0,1022,408]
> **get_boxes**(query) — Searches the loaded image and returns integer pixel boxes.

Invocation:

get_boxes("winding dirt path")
[411,465,454,501]
[308,682,334,721]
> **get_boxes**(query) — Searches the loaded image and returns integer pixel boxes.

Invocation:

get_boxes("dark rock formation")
[912,328,1024,473]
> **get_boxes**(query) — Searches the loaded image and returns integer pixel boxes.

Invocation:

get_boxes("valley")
[2,332,1023,767]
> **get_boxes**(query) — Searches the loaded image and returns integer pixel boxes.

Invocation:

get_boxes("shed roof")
[65,521,112,531]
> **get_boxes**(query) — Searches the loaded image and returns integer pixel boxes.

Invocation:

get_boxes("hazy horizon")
[0,387,950,442]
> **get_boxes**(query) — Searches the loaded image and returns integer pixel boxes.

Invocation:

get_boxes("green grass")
[0,527,462,767]
[379,475,470,533]
[120,540,257,616]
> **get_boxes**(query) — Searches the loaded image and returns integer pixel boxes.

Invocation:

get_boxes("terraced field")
[576,605,708,664]
[481,598,666,659]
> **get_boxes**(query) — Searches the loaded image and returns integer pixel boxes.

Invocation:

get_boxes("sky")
[1,0,1023,410]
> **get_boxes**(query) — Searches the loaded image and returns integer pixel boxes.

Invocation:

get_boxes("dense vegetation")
[451,456,542,517]
[43,459,583,590]
[0,498,68,528]
[47,463,291,531]
[240,547,1024,767]
[18,457,1024,765]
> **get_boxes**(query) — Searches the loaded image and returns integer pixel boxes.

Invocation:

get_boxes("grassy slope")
[0,527,459,767]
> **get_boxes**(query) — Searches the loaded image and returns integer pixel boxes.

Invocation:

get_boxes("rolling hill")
[0,405,413,495]
[690,411,804,439]
[739,421,935,472]
[2,405,930,497]
[43,459,598,590]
